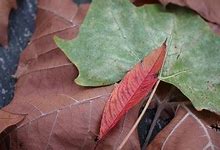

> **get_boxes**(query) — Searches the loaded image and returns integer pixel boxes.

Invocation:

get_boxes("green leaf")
[159,7,220,113]
[55,0,220,113]
[54,0,170,86]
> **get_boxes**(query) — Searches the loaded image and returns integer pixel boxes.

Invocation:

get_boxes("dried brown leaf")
[132,0,159,6]
[0,0,17,47]
[148,105,220,150]
[159,0,220,26]
[0,110,24,133]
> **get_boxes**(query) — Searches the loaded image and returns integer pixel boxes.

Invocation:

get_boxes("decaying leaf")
[99,43,166,140]
[148,105,220,149]
[132,0,159,6]
[0,0,140,149]
[158,0,220,35]
[55,0,220,113]
[0,0,17,47]
[0,110,24,133]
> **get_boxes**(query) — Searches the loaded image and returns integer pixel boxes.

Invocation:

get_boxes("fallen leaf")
[0,0,17,47]
[0,0,140,149]
[148,105,220,149]
[159,0,220,25]
[55,0,220,113]
[132,0,159,6]
[54,0,168,87]
[137,82,183,148]
[158,0,220,35]
[0,110,24,133]
[99,43,166,139]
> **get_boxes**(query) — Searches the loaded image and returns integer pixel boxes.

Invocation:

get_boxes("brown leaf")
[132,0,159,6]
[0,0,17,47]
[159,0,220,35]
[148,105,220,150]
[0,0,140,149]
[99,43,166,140]
[0,110,24,133]
[159,0,220,26]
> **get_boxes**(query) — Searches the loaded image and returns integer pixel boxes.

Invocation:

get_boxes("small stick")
[141,87,176,149]
[117,80,160,150]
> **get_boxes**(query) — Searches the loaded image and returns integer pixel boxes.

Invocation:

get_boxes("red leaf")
[98,43,166,140]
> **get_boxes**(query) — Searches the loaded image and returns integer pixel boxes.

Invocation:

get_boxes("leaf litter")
[0,0,219,149]
[148,104,220,150]
[0,0,17,47]
[56,0,219,148]
[0,0,140,149]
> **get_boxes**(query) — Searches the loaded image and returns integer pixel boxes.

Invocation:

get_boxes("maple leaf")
[148,105,220,149]
[0,110,24,133]
[0,0,140,149]
[0,0,17,47]
[98,43,166,140]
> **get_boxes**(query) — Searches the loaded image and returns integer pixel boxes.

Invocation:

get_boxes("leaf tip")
[162,39,167,49]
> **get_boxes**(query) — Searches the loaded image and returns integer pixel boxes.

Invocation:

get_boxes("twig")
[141,104,163,149]
[141,87,176,149]
[117,80,161,150]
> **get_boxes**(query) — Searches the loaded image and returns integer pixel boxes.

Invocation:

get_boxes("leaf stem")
[117,80,161,150]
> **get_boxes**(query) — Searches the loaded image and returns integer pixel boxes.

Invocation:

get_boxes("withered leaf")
[159,0,220,34]
[132,0,159,6]
[0,0,17,47]
[148,105,220,149]
[159,0,220,25]
[0,110,24,133]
